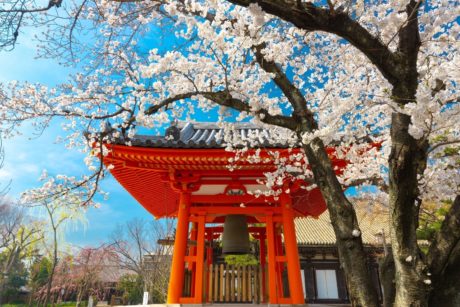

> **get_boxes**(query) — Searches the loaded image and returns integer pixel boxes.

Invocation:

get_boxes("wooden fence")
[206,264,265,303]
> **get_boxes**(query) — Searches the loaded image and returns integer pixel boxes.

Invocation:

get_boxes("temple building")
[103,121,383,305]
[295,202,388,304]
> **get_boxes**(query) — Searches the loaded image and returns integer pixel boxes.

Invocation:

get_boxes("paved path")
[110,304,351,307]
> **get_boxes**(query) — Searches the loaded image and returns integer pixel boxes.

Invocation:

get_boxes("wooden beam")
[190,206,281,215]
[190,194,276,204]
[205,226,266,233]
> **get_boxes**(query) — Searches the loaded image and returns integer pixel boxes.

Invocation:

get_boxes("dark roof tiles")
[119,121,298,149]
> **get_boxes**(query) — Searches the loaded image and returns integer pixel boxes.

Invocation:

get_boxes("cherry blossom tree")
[0,1,459,306]
[68,245,118,306]
[33,245,119,305]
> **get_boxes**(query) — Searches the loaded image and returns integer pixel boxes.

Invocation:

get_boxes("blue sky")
[0,31,153,247]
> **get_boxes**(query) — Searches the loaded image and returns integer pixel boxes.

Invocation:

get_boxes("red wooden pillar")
[281,194,305,304]
[275,231,287,297]
[167,191,191,304]
[189,222,197,293]
[205,228,213,303]
[258,231,267,303]
[266,213,278,304]
[194,214,206,303]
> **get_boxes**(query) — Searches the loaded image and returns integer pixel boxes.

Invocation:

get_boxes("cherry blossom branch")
[201,91,296,130]
[428,140,460,154]
[345,176,389,193]
[385,0,423,49]
[142,90,296,131]
[252,43,317,132]
[0,0,63,50]
[227,0,401,85]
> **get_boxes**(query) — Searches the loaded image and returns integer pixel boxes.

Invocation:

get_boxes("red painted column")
[205,228,213,303]
[259,231,267,303]
[194,214,206,303]
[189,222,197,294]
[167,191,191,304]
[275,230,285,298]
[281,194,305,304]
[266,214,278,304]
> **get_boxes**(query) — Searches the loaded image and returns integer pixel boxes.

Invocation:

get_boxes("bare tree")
[0,0,63,51]
[0,200,44,305]
[110,218,173,303]
[25,197,85,307]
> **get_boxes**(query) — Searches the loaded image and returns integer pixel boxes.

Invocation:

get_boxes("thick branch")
[144,92,198,115]
[391,0,422,103]
[143,90,295,130]
[253,43,316,132]
[345,176,389,193]
[202,91,296,130]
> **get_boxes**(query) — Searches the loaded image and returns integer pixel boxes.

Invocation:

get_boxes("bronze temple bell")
[222,215,250,254]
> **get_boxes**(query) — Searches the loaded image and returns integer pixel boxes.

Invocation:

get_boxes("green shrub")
[224,254,259,265]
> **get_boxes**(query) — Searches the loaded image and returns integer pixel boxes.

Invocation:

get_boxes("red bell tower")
[103,122,349,305]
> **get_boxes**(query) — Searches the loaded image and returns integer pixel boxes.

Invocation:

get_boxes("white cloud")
[0,168,14,180]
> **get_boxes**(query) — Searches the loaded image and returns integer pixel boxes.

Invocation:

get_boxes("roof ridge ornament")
[165,120,180,141]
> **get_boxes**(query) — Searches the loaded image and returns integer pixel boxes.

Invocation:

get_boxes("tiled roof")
[295,201,390,246]
[98,265,136,283]
[126,121,298,149]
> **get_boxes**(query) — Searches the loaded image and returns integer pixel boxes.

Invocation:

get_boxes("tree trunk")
[428,242,460,306]
[76,287,83,307]
[27,287,35,307]
[427,196,460,306]
[44,225,59,307]
[303,138,380,307]
[378,251,396,307]
[0,278,5,306]
[43,262,56,307]
[388,112,430,307]
[0,247,20,306]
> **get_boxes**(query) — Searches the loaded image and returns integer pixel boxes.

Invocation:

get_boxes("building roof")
[125,121,298,149]
[295,201,390,246]
[104,121,349,218]
[98,265,136,283]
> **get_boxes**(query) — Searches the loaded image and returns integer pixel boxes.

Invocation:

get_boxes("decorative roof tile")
[121,121,298,149]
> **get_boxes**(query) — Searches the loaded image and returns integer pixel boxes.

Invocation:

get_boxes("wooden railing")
[206,264,265,303]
